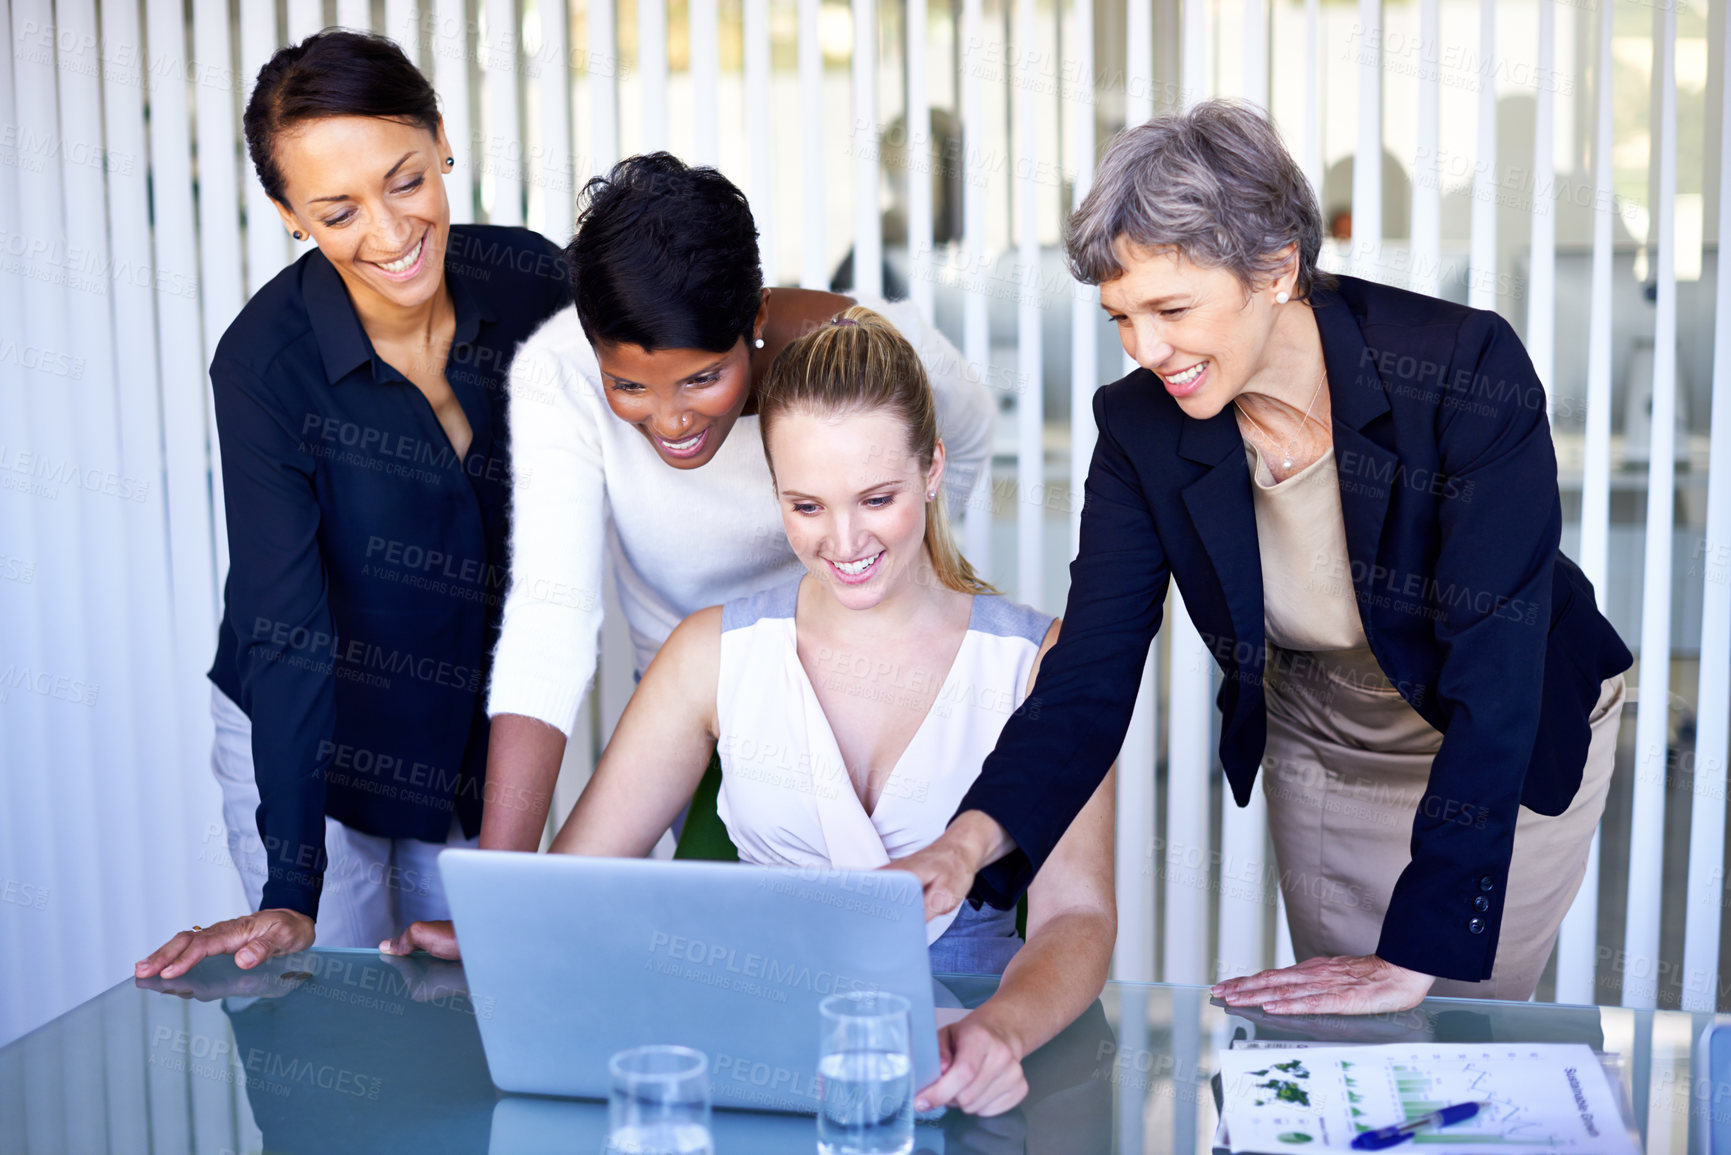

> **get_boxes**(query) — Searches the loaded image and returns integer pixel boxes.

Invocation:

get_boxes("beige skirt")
[1259,644,1625,1001]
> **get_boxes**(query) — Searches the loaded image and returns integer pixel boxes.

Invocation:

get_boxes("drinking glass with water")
[817,990,915,1155]
[605,1044,713,1155]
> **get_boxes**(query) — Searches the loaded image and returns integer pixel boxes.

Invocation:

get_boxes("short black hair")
[243,29,440,205]
[568,153,764,354]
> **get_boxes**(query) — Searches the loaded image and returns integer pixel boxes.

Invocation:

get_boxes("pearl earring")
[1275,290,1290,304]
[926,490,936,501]
[445,156,455,167]
[292,230,304,240]
[753,336,765,349]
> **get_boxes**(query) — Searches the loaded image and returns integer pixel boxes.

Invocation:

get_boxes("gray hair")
[1065,100,1331,301]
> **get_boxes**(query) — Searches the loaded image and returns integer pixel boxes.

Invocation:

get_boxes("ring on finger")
[191,925,203,932]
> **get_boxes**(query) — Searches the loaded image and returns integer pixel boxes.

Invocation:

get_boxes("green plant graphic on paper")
[1256,1079,1312,1106]
[1250,1059,1314,1106]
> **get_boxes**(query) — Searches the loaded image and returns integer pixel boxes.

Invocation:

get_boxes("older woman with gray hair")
[896,100,1631,1013]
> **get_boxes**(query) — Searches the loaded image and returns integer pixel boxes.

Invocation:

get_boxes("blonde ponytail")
[758,305,994,595]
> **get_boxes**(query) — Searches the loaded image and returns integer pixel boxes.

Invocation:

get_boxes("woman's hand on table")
[1218,997,1432,1041]
[1211,955,1435,1015]
[136,966,311,1002]
[916,1011,1029,1117]
[380,919,462,960]
[135,909,316,980]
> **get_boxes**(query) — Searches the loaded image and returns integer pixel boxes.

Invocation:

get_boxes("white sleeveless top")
[715,578,1054,945]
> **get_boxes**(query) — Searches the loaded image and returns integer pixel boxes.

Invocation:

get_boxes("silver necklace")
[1235,363,1327,474]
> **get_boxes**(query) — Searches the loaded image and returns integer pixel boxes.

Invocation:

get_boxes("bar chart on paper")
[1215,1044,1639,1154]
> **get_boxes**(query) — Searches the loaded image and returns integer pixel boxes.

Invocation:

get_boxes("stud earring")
[292,230,304,240]
[445,156,455,167]
[926,490,936,501]
[1275,290,1290,304]
[753,335,765,349]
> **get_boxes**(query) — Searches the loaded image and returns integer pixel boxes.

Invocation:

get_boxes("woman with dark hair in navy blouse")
[136,30,567,979]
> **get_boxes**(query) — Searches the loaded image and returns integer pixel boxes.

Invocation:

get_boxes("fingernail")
[915,1099,930,1111]
[378,940,391,953]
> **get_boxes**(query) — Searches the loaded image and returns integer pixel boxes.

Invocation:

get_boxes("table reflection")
[0,949,1708,1155]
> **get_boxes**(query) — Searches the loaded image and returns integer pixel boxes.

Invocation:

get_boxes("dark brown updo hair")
[243,29,440,205]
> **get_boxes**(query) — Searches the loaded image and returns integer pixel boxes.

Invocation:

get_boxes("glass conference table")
[0,948,1721,1154]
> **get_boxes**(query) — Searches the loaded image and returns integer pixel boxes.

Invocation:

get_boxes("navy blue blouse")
[207,225,569,918]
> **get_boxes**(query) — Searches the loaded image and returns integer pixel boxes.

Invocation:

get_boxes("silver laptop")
[439,849,942,1111]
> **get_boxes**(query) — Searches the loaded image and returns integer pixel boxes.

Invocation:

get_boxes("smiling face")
[271,115,452,315]
[766,408,944,611]
[1098,241,1292,420]
[597,339,757,469]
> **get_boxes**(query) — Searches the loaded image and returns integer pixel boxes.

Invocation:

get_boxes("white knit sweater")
[486,299,996,735]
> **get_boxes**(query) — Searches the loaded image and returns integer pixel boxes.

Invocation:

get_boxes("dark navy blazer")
[207,225,569,918]
[957,274,1632,983]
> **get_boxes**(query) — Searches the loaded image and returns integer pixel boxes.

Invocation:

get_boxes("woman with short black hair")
[382,155,995,958]
[136,29,569,979]
[472,154,996,861]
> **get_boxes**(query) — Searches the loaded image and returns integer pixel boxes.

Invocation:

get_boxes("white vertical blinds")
[1623,0,1680,1012]
[239,1,287,294]
[338,0,371,30]
[1242,0,1265,108]
[639,0,669,151]
[958,0,990,579]
[1411,0,1439,296]
[482,0,524,225]
[744,0,775,278]
[1013,0,1042,609]
[797,0,825,288]
[2,0,1727,1054]
[590,0,621,169]
[1681,0,1731,1016]
[1528,0,1556,412]
[691,0,720,167]
[1164,593,1212,986]
[433,0,473,222]
[1353,0,1380,255]
[535,0,575,243]
[906,0,933,323]
[1301,0,1319,192]
[852,0,882,300]
[1555,0,1618,1008]
[1467,0,1496,308]
[1112,0,1156,988]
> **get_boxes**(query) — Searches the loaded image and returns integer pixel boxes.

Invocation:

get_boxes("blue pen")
[1350,1101,1484,1150]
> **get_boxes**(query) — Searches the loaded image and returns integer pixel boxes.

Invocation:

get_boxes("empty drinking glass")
[817,991,915,1155]
[605,1044,713,1155]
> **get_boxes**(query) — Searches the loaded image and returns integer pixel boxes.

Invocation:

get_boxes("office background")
[0,0,1726,1047]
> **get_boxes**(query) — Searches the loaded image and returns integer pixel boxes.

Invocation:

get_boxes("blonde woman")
[389,309,1116,1116]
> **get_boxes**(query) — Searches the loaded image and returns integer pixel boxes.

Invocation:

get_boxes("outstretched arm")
[918,765,1117,1117]
[915,619,1118,1116]
[896,382,1169,919]
[139,357,329,978]
[550,607,723,856]
[384,607,723,958]
[483,320,611,850]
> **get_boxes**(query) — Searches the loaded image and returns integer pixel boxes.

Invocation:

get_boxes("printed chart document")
[1216,1043,1638,1154]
